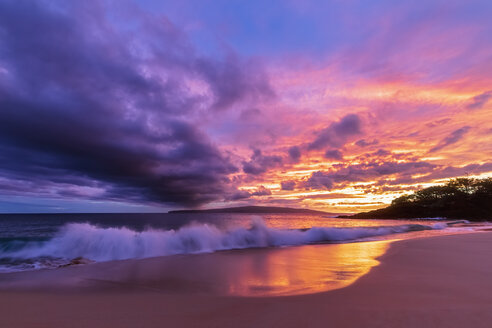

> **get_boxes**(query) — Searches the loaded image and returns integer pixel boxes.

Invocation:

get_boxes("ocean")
[0,213,479,274]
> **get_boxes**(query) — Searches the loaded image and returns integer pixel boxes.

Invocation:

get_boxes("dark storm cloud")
[467,91,492,110]
[0,1,273,207]
[308,114,362,150]
[429,126,471,153]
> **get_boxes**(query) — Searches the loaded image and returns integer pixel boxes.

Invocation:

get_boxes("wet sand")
[0,232,491,327]
[0,240,391,296]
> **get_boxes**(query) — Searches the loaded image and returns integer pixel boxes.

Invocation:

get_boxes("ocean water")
[0,213,478,273]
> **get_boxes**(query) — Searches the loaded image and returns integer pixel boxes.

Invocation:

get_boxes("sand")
[0,232,491,327]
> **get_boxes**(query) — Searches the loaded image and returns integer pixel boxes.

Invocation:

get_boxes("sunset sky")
[0,0,491,213]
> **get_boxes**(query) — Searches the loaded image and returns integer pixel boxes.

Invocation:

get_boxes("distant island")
[342,178,492,221]
[169,205,334,215]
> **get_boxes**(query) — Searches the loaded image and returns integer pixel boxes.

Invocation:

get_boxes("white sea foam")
[0,218,447,263]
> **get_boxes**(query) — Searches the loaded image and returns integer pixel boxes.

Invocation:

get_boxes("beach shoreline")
[1,232,491,327]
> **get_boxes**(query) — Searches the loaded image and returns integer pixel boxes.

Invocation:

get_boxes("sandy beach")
[0,232,491,328]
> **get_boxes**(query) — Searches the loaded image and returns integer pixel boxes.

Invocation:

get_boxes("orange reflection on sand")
[0,240,392,297]
[224,241,390,296]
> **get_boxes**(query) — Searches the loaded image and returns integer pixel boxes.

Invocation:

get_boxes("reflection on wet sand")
[222,241,390,296]
[0,240,391,297]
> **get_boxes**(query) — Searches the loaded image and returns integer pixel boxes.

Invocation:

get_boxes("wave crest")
[0,219,446,263]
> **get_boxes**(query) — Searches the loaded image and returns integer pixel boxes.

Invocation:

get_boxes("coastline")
[0,232,491,327]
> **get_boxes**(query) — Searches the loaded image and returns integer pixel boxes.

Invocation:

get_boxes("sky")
[0,0,491,213]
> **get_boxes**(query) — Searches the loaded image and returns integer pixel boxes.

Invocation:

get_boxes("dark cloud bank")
[0,1,272,207]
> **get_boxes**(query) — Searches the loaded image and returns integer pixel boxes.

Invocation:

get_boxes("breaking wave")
[0,219,449,268]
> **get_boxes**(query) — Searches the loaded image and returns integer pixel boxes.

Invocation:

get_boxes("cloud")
[467,91,492,110]
[242,149,283,175]
[305,160,436,190]
[429,126,471,152]
[196,54,275,111]
[287,145,301,162]
[419,162,492,182]
[379,162,492,186]
[281,180,296,191]
[324,149,343,160]
[305,171,335,190]
[0,1,274,207]
[227,185,271,200]
[227,189,252,201]
[425,118,450,128]
[355,139,379,147]
[373,149,391,157]
[251,185,272,196]
[308,114,362,150]
[301,193,364,200]
[0,0,490,212]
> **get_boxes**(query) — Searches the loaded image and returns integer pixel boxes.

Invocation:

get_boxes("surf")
[0,218,448,268]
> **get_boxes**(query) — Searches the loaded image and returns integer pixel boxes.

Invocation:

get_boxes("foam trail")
[0,219,446,264]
